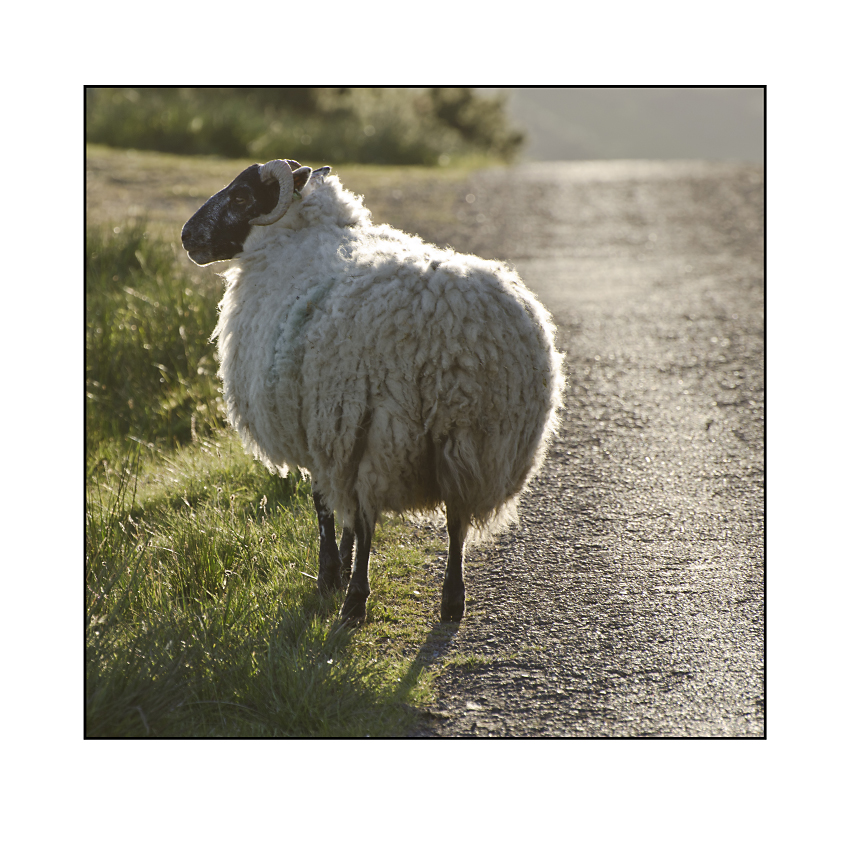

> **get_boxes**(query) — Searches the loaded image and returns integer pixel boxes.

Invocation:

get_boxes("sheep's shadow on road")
[394,621,461,703]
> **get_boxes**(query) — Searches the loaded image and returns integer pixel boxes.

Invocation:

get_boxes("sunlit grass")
[86,434,446,736]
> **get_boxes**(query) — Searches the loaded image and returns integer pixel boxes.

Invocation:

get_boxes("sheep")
[181,158,564,624]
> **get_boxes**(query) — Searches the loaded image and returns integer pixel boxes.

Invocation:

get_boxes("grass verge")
[86,432,448,736]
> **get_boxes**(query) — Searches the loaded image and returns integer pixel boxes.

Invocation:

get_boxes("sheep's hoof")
[339,593,367,627]
[440,591,466,623]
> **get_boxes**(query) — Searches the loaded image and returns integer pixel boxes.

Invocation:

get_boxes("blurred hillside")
[86,87,764,167]
[486,88,764,163]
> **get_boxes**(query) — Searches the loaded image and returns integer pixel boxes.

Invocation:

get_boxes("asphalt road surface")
[403,160,764,737]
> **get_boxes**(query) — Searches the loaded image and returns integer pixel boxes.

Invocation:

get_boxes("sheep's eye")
[232,192,250,206]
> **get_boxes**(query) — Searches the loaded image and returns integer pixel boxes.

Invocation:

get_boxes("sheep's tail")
[434,429,521,545]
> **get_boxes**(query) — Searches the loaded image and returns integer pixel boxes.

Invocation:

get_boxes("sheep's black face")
[181,165,280,265]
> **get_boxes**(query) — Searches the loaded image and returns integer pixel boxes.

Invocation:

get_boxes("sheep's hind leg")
[339,507,372,626]
[441,507,469,622]
[312,486,344,594]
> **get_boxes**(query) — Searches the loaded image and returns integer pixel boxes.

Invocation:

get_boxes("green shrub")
[85,87,524,165]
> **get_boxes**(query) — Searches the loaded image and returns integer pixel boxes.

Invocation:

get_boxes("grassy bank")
[86,432,444,736]
[85,156,469,735]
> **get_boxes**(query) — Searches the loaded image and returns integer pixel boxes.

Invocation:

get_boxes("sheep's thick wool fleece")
[214,175,563,533]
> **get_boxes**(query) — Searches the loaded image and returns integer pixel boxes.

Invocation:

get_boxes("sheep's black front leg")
[339,527,355,584]
[339,507,372,625]
[441,508,469,622]
[313,485,344,594]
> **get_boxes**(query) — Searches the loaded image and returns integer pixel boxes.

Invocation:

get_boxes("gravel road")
[395,160,764,737]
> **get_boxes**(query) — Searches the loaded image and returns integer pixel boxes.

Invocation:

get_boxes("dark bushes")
[85,87,524,165]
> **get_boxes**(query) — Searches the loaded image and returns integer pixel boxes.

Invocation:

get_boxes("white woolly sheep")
[182,159,564,624]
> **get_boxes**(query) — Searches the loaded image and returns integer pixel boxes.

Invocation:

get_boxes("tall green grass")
[86,223,442,737]
[86,222,224,469]
[86,439,434,736]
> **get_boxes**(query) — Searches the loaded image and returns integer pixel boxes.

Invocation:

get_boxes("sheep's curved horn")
[250,160,296,225]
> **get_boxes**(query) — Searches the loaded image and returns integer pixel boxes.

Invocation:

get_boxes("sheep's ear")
[311,166,331,180]
[292,165,313,194]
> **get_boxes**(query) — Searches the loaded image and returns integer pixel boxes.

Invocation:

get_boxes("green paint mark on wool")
[269,277,338,387]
